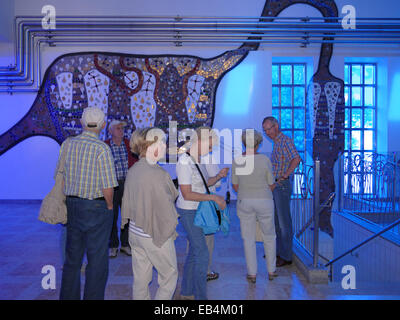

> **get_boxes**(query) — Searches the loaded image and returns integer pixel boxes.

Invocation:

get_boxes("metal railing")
[324,151,400,280]
[337,152,400,235]
[325,217,400,268]
[291,151,400,276]
[291,158,328,268]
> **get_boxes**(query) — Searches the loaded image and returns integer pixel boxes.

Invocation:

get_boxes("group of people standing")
[56,107,300,300]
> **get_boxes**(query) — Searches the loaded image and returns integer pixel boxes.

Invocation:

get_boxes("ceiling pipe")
[1,15,400,92]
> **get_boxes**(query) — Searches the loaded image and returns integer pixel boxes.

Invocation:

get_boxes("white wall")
[1,0,400,199]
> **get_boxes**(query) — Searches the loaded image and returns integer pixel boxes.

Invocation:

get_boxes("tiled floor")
[0,201,399,300]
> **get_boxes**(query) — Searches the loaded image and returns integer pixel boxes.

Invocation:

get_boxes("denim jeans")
[60,197,113,300]
[177,207,209,300]
[272,179,293,262]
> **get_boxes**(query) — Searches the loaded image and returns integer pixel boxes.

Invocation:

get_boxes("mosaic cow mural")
[0,0,344,236]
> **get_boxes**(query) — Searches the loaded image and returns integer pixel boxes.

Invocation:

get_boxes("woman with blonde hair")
[176,126,229,300]
[232,128,278,282]
[121,127,179,300]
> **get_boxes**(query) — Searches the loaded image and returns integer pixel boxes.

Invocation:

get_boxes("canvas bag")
[38,138,70,225]
[187,153,230,235]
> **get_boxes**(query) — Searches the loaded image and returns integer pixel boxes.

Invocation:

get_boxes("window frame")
[344,62,378,195]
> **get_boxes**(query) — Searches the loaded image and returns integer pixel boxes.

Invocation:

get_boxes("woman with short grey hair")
[121,127,179,300]
[176,126,228,300]
[232,128,278,282]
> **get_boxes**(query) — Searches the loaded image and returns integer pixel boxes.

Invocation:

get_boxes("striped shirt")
[109,139,128,180]
[271,132,300,179]
[58,131,118,200]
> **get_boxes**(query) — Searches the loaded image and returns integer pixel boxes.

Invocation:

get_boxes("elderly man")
[59,107,118,300]
[262,116,301,268]
[105,120,138,258]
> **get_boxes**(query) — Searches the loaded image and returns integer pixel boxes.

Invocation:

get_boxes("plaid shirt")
[271,132,300,179]
[57,131,118,200]
[109,139,129,180]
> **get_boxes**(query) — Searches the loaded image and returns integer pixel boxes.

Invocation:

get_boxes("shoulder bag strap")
[186,152,221,225]
[186,152,210,194]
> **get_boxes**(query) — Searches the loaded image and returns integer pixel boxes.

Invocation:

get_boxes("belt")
[67,195,105,201]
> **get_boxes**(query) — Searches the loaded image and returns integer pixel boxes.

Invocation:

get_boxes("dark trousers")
[273,179,294,262]
[109,179,129,248]
[60,197,113,300]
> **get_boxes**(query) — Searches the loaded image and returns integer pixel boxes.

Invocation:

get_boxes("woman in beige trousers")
[232,129,278,283]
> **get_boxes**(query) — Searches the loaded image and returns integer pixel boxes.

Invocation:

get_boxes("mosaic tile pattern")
[0,49,249,154]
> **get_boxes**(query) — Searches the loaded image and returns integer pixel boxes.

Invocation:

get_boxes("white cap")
[109,119,127,131]
[81,107,105,128]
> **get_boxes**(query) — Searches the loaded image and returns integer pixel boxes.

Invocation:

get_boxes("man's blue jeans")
[272,179,293,262]
[177,208,209,300]
[60,197,113,300]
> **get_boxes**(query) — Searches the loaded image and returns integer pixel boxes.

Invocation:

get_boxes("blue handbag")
[187,153,230,235]
[194,196,229,235]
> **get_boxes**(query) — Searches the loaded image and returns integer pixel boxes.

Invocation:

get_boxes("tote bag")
[38,138,70,225]
[186,153,230,235]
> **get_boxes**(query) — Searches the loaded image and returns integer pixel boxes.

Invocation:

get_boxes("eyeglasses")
[263,125,275,131]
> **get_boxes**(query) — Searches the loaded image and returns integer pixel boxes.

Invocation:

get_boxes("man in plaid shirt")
[262,116,301,267]
[59,107,118,300]
[105,120,138,258]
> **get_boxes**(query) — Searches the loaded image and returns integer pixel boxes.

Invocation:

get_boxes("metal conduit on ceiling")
[1,15,400,93]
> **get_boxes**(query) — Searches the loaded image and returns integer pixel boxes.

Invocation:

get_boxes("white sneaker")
[109,248,118,258]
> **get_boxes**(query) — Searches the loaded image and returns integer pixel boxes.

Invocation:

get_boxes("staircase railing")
[324,217,400,280]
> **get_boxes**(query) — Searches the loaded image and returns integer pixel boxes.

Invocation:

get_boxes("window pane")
[294,108,305,129]
[345,108,350,128]
[364,86,375,107]
[344,64,350,85]
[351,86,362,106]
[351,108,362,128]
[364,130,374,150]
[364,65,375,85]
[281,65,292,85]
[281,87,292,106]
[345,130,350,150]
[364,108,374,129]
[272,108,279,122]
[282,130,292,138]
[294,131,304,151]
[293,87,305,107]
[351,64,362,85]
[281,109,292,129]
[272,87,279,107]
[293,65,305,85]
[351,130,361,150]
[345,86,350,106]
[272,65,279,85]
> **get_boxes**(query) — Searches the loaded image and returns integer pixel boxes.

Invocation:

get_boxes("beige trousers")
[129,231,178,300]
[237,198,276,275]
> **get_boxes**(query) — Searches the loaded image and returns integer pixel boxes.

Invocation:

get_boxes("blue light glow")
[221,64,255,115]
[389,72,400,121]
